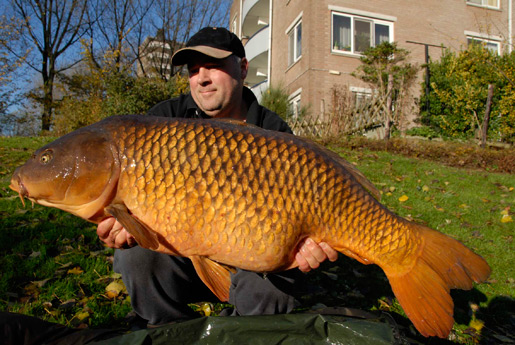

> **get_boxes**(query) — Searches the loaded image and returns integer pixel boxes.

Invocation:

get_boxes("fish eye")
[40,151,53,164]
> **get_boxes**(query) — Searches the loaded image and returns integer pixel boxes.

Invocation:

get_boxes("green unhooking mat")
[89,314,398,345]
[2,311,408,344]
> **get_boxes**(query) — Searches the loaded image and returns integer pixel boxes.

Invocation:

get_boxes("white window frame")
[467,37,501,54]
[350,86,373,109]
[286,13,303,67]
[466,0,500,10]
[288,88,302,120]
[331,11,394,56]
[465,31,502,54]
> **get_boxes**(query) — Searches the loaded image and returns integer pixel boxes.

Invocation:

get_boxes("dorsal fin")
[212,118,261,129]
[300,138,381,200]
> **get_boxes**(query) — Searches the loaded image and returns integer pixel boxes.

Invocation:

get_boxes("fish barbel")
[10,115,490,338]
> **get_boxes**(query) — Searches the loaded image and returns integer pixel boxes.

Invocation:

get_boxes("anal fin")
[105,204,159,250]
[190,256,235,302]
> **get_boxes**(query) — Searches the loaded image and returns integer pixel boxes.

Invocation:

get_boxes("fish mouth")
[10,170,28,207]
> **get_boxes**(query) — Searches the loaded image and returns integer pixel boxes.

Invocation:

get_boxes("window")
[288,20,302,66]
[467,37,501,54]
[466,0,499,9]
[288,89,302,119]
[332,12,392,55]
[350,87,372,109]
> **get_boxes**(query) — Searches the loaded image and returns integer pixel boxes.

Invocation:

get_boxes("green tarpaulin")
[89,314,399,345]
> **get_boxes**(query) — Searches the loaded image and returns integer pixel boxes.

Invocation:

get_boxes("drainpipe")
[239,0,242,38]
[510,0,513,53]
[268,0,273,88]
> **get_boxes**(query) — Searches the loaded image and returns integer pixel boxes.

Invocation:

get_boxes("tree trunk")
[42,82,53,131]
[481,84,494,148]
[384,73,394,140]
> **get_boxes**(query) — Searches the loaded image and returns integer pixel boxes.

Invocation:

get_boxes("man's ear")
[240,57,249,80]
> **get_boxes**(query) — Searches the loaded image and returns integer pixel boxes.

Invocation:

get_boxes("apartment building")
[230,0,513,119]
[137,29,177,79]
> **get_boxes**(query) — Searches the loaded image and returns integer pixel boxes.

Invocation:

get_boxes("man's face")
[188,54,248,118]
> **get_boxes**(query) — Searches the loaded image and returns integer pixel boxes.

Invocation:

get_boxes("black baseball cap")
[171,27,246,66]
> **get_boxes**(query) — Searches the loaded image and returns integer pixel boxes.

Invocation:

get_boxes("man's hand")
[97,217,137,249]
[295,238,338,272]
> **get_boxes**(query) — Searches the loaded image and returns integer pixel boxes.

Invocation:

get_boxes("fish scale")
[10,115,491,338]
[116,118,393,269]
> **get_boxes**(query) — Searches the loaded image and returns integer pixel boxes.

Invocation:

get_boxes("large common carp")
[10,115,490,338]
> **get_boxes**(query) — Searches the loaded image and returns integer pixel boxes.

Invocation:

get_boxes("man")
[97,27,338,327]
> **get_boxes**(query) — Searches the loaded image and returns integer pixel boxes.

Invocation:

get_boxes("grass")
[0,135,513,344]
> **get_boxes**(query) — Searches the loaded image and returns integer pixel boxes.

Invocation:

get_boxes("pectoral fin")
[190,256,235,302]
[105,204,159,250]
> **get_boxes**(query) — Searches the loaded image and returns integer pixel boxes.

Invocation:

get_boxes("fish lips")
[10,167,29,206]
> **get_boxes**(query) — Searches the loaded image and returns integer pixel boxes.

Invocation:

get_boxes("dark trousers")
[113,246,303,325]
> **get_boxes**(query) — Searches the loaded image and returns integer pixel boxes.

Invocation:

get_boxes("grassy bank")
[0,136,513,344]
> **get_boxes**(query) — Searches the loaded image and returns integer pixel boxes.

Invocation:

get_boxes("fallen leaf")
[501,214,513,223]
[469,318,484,332]
[74,310,90,321]
[469,303,479,312]
[59,299,76,310]
[398,195,409,202]
[29,251,41,258]
[105,279,126,299]
[58,262,73,268]
[67,267,84,275]
[422,185,430,192]
[32,278,50,288]
[200,302,213,316]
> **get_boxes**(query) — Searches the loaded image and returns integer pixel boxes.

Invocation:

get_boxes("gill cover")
[11,128,119,221]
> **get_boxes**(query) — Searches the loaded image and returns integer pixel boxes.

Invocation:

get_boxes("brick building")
[230,0,513,120]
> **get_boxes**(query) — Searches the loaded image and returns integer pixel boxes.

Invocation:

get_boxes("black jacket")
[147,87,293,134]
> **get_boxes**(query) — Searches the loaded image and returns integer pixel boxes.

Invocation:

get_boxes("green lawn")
[0,136,513,344]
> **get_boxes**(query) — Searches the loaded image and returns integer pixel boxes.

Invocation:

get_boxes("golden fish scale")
[114,119,419,272]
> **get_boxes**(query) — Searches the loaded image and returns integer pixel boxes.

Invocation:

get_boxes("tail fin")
[386,224,491,338]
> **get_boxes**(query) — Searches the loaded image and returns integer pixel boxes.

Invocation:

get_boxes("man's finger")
[295,252,311,272]
[97,217,116,239]
[303,238,327,262]
[319,242,339,262]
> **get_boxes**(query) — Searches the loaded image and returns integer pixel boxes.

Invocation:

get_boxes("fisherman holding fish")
[96,27,339,327]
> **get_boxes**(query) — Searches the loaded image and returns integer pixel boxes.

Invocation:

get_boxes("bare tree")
[86,0,154,72]
[0,15,29,113]
[9,0,90,131]
[138,0,231,80]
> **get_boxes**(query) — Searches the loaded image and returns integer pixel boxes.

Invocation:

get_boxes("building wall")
[232,0,513,119]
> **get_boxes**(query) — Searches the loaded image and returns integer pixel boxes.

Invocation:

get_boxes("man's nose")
[197,67,211,85]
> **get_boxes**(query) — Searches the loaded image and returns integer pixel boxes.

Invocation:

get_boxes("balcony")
[244,25,269,87]
[242,0,269,37]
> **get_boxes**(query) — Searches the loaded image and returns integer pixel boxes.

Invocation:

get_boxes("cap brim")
[171,46,233,66]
